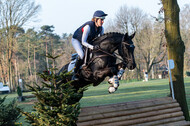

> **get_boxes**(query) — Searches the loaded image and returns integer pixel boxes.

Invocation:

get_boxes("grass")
[80,79,171,107]
[1,77,190,125]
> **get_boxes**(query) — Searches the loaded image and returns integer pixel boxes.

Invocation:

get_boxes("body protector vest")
[73,21,102,44]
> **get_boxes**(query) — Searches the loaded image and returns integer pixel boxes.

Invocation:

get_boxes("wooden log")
[78,103,180,122]
[92,111,183,126]
[132,116,185,126]
[156,120,190,126]
[78,110,183,126]
[77,97,190,126]
[79,97,176,117]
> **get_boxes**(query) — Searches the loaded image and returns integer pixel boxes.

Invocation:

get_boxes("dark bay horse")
[59,32,136,94]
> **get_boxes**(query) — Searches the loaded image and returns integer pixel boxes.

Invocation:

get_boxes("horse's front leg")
[108,63,126,93]
[93,66,120,93]
[92,67,117,86]
[93,67,116,80]
[117,62,126,79]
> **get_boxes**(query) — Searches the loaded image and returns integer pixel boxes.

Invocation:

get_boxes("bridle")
[120,41,135,64]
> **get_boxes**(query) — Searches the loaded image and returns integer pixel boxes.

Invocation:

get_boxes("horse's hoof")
[113,83,119,88]
[108,86,116,93]
[108,77,114,84]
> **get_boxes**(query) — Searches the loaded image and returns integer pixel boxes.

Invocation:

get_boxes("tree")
[135,20,166,78]
[20,55,85,126]
[106,5,146,34]
[15,26,64,89]
[16,28,40,88]
[161,0,190,120]
[39,25,55,71]
[0,0,41,91]
[0,96,21,125]
[60,34,75,67]
[180,4,190,74]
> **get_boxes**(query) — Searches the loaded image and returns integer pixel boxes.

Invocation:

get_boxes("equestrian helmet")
[93,10,108,19]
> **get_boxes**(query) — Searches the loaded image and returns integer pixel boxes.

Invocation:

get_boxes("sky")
[25,0,189,36]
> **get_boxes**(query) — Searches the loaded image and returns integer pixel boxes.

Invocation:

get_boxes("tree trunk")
[34,47,37,83]
[15,57,18,87]
[0,59,6,85]
[27,40,33,86]
[162,0,190,120]
[46,41,49,70]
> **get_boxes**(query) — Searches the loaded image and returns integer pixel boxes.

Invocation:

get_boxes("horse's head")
[119,32,136,70]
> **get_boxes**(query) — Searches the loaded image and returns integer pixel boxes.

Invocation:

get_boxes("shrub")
[17,86,22,97]
[0,96,21,126]
[19,54,86,126]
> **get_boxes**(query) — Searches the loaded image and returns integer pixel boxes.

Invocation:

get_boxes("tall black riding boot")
[72,58,83,81]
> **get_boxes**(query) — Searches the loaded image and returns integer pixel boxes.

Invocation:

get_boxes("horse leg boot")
[72,58,83,81]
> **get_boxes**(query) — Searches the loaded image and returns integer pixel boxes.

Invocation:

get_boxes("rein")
[96,48,125,62]
[85,49,124,68]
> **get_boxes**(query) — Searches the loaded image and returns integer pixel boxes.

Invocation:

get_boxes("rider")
[71,10,108,81]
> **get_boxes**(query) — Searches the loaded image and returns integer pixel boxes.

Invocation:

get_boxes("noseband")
[120,41,135,64]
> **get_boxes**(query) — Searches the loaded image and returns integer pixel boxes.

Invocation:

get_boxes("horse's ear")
[122,33,129,41]
[130,32,136,39]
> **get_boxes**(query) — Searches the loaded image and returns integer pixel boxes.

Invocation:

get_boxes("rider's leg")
[72,38,84,59]
[72,57,83,81]
[71,38,84,81]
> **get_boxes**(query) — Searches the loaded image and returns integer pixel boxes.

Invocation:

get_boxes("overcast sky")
[25,0,189,36]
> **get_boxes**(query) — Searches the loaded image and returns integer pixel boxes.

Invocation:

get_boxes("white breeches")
[72,38,84,59]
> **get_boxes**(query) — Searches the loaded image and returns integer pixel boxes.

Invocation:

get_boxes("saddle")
[68,48,93,79]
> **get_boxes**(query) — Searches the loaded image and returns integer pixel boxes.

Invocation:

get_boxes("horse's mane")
[91,32,124,45]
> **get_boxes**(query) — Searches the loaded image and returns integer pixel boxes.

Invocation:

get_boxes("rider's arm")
[81,25,94,50]
[100,27,104,35]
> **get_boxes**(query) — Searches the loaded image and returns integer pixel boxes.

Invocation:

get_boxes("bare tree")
[0,0,40,90]
[180,4,190,73]
[106,5,146,34]
[57,34,75,69]
[135,20,166,77]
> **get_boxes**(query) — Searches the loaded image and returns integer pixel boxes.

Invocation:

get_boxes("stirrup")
[72,74,79,81]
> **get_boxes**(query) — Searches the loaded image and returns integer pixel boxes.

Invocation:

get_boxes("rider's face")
[95,18,104,27]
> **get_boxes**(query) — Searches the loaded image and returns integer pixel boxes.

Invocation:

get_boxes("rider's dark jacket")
[73,21,102,44]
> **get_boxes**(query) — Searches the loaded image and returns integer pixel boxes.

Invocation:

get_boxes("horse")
[58,32,136,97]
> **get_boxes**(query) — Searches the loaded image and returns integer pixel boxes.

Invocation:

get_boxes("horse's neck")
[92,33,123,53]
[99,40,121,53]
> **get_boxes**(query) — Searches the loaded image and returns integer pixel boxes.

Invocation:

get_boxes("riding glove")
[93,45,100,50]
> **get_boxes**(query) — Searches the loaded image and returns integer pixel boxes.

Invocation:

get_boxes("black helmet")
[93,10,108,19]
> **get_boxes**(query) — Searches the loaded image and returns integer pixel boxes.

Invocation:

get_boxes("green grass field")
[1,77,190,125]
[80,78,190,108]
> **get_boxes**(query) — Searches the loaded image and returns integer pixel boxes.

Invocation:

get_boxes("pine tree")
[0,96,21,126]
[20,54,86,126]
